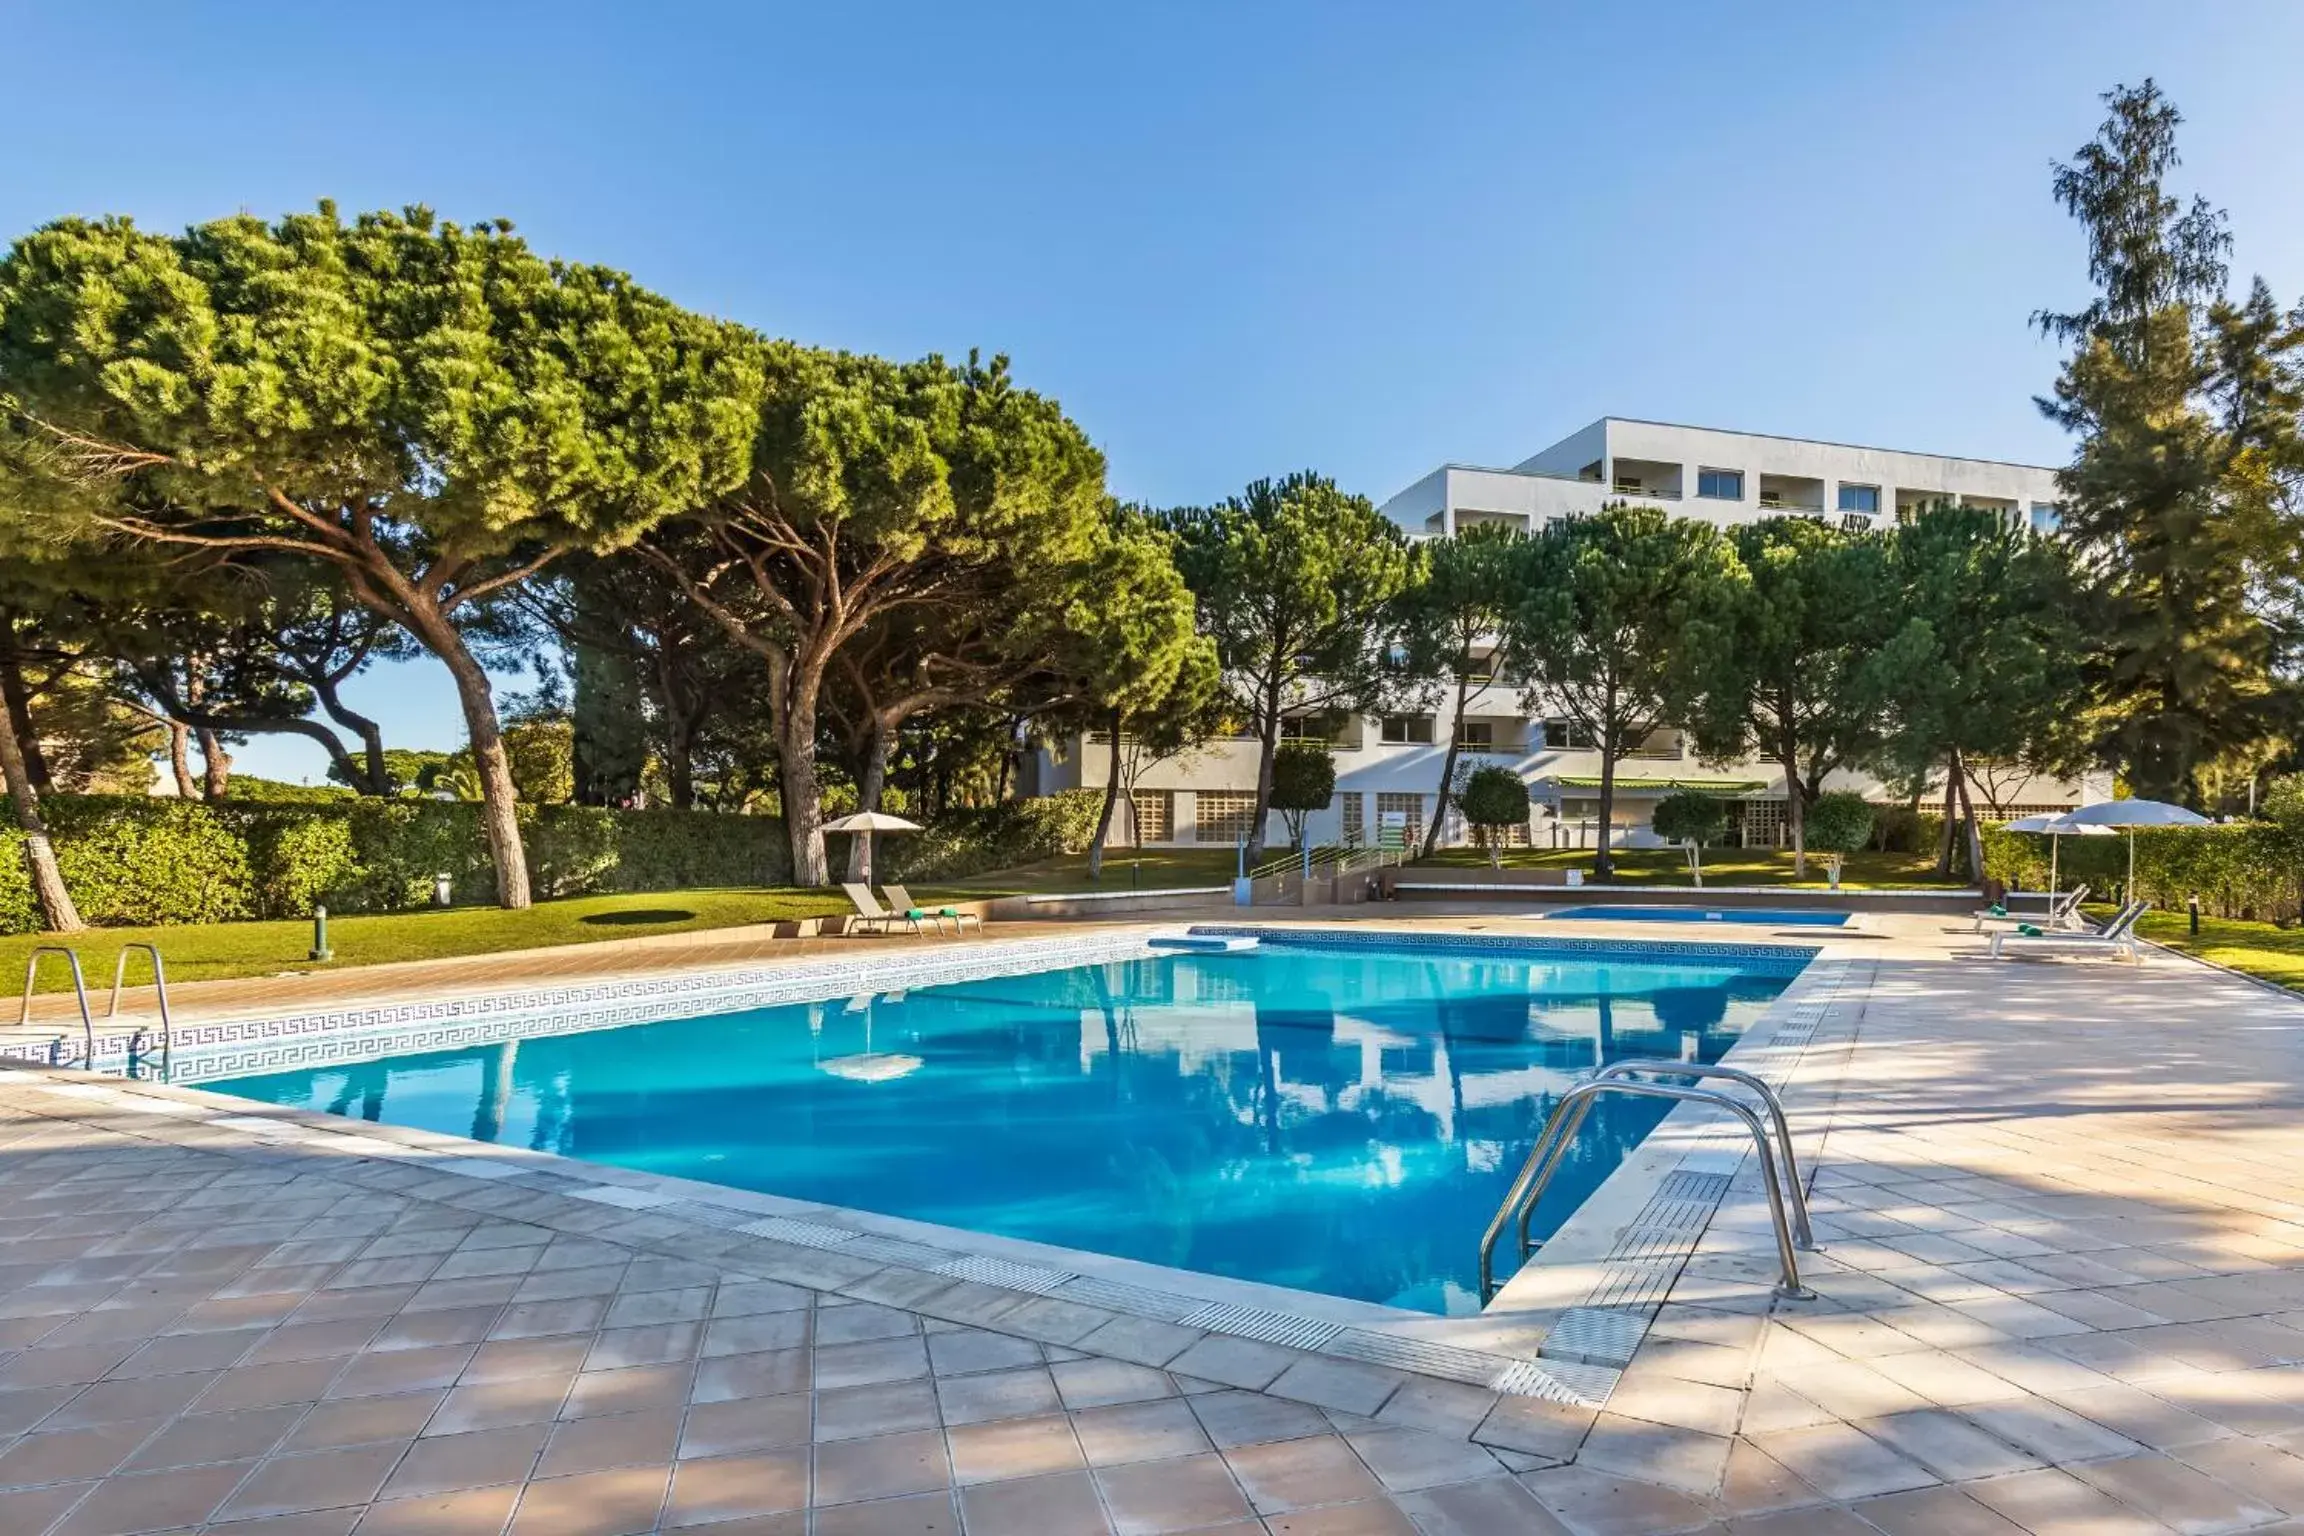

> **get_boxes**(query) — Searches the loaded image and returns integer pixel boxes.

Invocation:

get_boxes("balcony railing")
[1612,484,1682,500]
[1757,496,1823,512]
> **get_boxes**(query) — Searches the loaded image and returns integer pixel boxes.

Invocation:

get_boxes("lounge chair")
[1973,884,2089,934]
[841,883,929,937]
[1986,899,2148,963]
[884,884,981,936]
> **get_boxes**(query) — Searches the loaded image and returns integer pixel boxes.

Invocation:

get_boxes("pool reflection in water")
[213,940,1803,1314]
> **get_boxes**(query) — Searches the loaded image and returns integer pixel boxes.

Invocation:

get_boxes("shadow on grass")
[578,909,697,927]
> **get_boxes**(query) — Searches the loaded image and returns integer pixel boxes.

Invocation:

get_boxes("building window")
[1454,720,1494,750]
[1374,793,1423,847]
[1380,714,1434,745]
[1278,715,1332,742]
[1539,717,1597,751]
[2030,503,2061,534]
[1127,790,1173,845]
[1338,792,1364,844]
[1697,468,1743,501]
[1837,484,1880,515]
[1193,790,1257,844]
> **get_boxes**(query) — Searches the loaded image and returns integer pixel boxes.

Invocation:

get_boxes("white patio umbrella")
[2057,798,2213,895]
[2000,811,2116,897]
[820,810,924,884]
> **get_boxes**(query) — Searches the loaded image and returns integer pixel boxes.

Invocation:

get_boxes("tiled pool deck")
[3,909,2304,1531]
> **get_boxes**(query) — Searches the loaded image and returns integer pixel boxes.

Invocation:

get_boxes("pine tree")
[2037,80,2304,803]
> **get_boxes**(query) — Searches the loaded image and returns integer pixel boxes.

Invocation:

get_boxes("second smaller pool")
[1547,904,1851,928]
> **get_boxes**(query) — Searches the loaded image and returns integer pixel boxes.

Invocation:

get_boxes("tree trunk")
[307,673,389,794]
[1951,749,1986,885]
[1246,678,1283,865]
[1934,756,1960,879]
[1423,663,1471,857]
[779,659,829,887]
[0,636,52,793]
[0,688,80,932]
[168,723,196,799]
[1593,681,1619,880]
[431,621,532,908]
[1779,717,1807,878]
[844,718,898,884]
[196,728,231,801]
[1088,708,1123,881]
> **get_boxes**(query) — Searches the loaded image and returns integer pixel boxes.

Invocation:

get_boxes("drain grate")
[933,1255,1077,1295]
[1541,1306,1649,1369]
[1177,1302,1341,1352]
[1053,1276,1197,1322]
[1323,1329,1516,1387]
[738,1216,857,1250]
[841,1234,955,1269]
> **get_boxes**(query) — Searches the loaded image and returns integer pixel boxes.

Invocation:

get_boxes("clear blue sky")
[9,0,2304,781]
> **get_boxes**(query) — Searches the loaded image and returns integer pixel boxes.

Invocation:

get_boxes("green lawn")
[7,888,860,994]
[943,847,1242,896]
[1412,846,1958,888]
[2134,910,2304,993]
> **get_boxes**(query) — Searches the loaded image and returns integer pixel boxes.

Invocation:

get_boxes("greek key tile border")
[7,930,1163,1082]
[1187,924,1821,974]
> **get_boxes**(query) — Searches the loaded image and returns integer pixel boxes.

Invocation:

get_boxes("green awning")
[1540,776,1769,794]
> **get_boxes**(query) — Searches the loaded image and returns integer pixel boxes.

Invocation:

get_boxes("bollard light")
[309,904,334,962]
[2189,893,2201,937]
[434,872,453,907]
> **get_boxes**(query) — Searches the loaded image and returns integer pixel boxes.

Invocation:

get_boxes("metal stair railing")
[18,947,95,1070]
[109,944,174,1082]
[1579,1059,1813,1250]
[1477,1072,1817,1305]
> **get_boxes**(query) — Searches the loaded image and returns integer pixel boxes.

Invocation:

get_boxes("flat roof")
[1583,416,2062,475]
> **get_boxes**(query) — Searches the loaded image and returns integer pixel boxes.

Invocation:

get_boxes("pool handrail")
[108,943,173,1082]
[18,946,94,1069]
[1581,1060,1813,1250]
[1478,1078,1815,1305]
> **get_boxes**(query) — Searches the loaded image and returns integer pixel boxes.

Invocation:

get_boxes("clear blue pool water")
[1547,905,1851,928]
[211,937,1806,1314]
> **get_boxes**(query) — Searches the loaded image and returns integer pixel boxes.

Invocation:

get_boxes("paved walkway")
[3,912,2304,1531]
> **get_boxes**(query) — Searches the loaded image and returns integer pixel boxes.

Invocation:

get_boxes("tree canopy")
[1509,505,1737,877]
[0,203,763,906]
[1164,473,1415,863]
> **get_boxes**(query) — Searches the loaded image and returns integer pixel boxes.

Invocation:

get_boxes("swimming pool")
[1547,905,1851,928]
[211,935,1807,1314]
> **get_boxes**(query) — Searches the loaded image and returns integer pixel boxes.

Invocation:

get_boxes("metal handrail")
[19,947,94,1069]
[1586,1060,1813,1249]
[1478,1080,1816,1304]
[109,944,173,1082]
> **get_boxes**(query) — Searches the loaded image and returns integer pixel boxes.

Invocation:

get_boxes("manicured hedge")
[1980,819,2303,921]
[887,789,1108,881]
[0,796,796,932]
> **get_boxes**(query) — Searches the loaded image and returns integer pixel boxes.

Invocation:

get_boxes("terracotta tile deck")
[1,906,2302,1531]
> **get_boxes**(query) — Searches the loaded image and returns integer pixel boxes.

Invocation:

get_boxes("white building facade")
[1033,418,2107,851]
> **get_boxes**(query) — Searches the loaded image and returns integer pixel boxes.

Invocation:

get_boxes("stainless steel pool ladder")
[110,945,173,1081]
[1477,1059,1817,1304]
[14,945,174,1078]
[18,947,95,1069]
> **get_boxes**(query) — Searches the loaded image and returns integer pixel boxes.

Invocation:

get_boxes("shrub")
[1270,741,1336,849]
[889,789,1107,881]
[1650,789,1728,847]
[247,813,361,915]
[47,800,253,925]
[1457,766,1531,868]
[0,794,802,933]
[1806,793,1876,855]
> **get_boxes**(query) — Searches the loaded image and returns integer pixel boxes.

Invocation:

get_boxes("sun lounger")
[1986,899,2147,962]
[1973,884,2089,933]
[883,885,981,936]
[841,883,929,937]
